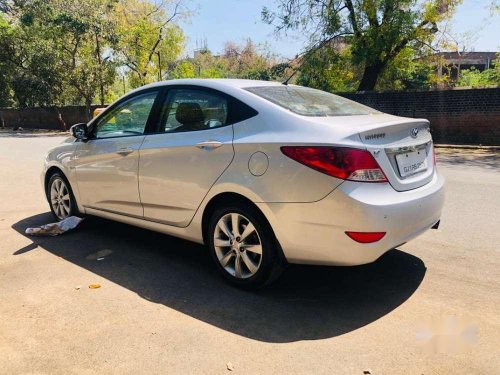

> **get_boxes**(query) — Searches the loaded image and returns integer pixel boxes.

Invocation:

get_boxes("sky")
[180,0,500,59]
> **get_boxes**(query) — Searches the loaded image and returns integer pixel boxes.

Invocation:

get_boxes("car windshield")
[245,85,379,117]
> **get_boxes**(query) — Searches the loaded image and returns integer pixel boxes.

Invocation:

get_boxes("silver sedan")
[42,79,444,288]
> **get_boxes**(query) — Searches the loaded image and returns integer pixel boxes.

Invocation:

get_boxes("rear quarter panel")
[215,107,366,203]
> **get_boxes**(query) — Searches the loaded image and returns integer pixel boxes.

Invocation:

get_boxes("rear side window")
[159,89,228,133]
[157,87,258,133]
[245,86,379,117]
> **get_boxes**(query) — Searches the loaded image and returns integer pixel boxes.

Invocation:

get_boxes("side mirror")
[70,123,89,141]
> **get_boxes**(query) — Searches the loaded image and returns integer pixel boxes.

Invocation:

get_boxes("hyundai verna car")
[42,79,444,288]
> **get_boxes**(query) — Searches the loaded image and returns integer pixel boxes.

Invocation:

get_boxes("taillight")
[345,231,386,243]
[280,146,387,182]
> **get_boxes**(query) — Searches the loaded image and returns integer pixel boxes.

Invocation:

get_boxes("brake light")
[280,146,387,182]
[345,231,386,243]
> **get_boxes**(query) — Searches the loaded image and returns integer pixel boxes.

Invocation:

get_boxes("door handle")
[117,147,134,156]
[195,140,223,150]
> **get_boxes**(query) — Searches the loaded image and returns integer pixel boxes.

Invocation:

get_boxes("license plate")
[396,150,428,177]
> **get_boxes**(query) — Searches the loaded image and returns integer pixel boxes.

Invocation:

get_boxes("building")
[426,51,498,81]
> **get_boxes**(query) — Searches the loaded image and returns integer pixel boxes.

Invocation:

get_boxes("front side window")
[94,91,158,138]
[159,89,229,133]
[245,86,379,117]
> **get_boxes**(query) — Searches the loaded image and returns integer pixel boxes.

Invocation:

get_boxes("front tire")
[208,203,283,289]
[47,172,80,221]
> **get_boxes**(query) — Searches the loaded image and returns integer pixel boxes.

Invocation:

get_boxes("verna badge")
[410,127,419,138]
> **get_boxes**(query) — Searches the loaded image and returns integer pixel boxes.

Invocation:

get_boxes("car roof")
[136,78,284,92]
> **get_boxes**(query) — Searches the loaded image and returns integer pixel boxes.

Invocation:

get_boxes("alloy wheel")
[213,213,263,279]
[50,178,71,220]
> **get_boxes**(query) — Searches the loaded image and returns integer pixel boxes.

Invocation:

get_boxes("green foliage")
[1,0,483,115]
[0,0,186,115]
[170,60,196,79]
[295,43,435,93]
[0,10,68,108]
[114,0,185,87]
[0,14,13,106]
[296,46,359,92]
[456,63,500,88]
[170,39,287,81]
[51,0,119,110]
[376,47,434,91]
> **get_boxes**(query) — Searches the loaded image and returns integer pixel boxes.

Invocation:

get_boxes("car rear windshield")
[245,86,379,116]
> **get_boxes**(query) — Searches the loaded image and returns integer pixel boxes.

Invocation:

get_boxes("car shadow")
[12,213,426,343]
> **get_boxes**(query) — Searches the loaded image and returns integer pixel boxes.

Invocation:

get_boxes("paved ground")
[0,133,499,374]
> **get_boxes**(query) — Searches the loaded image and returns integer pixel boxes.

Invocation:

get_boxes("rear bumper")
[257,172,445,266]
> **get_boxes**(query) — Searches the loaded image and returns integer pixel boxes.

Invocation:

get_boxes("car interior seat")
[175,102,206,132]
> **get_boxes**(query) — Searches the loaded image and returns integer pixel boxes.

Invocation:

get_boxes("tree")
[375,47,434,91]
[295,43,359,92]
[169,60,196,79]
[0,0,119,121]
[0,14,13,107]
[170,39,288,81]
[456,60,500,88]
[263,0,461,91]
[48,0,119,118]
[221,39,273,78]
[0,5,69,128]
[0,0,190,118]
[113,0,186,87]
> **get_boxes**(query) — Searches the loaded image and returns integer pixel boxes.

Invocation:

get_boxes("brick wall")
[1,88,499,145]
[0,105,103,131]
[340,88,500,146]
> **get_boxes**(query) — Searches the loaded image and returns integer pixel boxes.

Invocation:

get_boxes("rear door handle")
[117,147,134,156]
[195,140,223,150]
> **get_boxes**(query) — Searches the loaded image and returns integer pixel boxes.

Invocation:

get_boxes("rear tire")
[47,172,81,221]
[207,203,284,289]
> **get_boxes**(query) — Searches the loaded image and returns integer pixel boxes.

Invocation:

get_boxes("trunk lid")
[358,117,434,191]
[305,114,435,191]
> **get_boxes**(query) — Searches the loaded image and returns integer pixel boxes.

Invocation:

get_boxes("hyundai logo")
[410,128,419,138]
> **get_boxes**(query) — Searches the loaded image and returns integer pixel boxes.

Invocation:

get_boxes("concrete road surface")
[0,132,499,374]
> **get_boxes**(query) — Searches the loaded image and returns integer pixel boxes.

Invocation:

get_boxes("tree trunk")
[85,99,92,122]
[95,33,105,106]
[100,84,105,106]
[357,61,386,91]
[54,106,67,131]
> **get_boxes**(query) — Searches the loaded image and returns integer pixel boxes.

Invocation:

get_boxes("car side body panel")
[73,135,146,216]
[138,126,235,227]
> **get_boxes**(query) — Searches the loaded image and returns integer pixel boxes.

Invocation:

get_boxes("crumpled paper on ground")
[25,216,84,236]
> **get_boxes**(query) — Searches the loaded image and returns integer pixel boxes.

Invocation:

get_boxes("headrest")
[175,102,205,125]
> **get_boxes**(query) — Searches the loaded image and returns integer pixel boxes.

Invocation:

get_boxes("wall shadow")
[436,149,500,171]
[12,213,426,343]
[0,131,68,138]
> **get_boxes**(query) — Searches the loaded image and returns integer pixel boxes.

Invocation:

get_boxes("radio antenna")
[282,69,298,85]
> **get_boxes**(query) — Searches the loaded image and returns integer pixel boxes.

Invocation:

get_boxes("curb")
[435,144,500,151]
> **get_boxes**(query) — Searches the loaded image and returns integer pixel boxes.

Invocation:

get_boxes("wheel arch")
[44,166,65,199]
[200,192,286,263]
[44,166,81,213]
